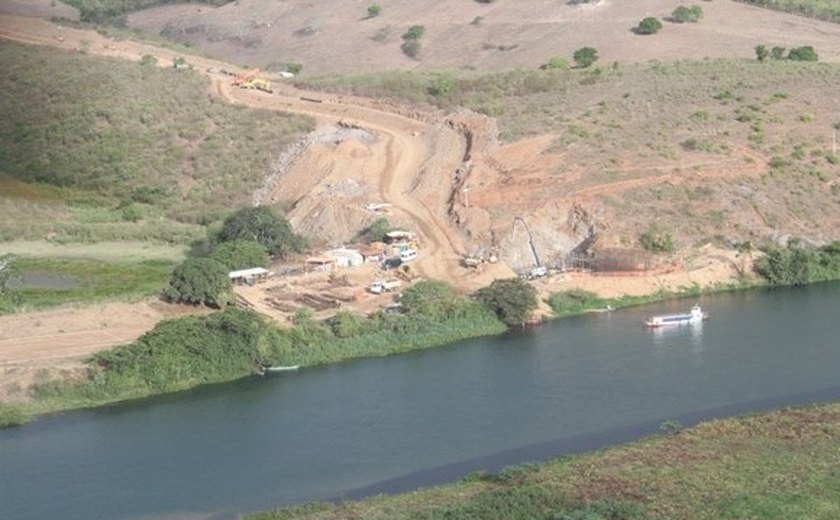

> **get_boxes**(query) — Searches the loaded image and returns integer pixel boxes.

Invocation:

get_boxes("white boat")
[265,365,299,372]
[259,365,300,374]
[644,305,707,328]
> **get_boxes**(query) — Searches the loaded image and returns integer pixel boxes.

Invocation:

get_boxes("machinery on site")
[232,69,273,93]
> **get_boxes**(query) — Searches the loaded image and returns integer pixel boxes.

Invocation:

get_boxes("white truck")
[369,279,402,294]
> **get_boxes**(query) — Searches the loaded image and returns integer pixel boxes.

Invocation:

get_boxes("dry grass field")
[126,0,840,74]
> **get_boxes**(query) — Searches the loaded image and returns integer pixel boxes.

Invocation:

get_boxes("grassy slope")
[250,402,840,520]
[301,60,840,247]
[0,41,313,233]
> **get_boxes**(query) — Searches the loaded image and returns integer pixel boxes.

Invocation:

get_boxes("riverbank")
[0,289,506,428]
[0,270,759,429]
[249,401,840,520]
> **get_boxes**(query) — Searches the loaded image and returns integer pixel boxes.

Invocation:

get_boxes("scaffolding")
[564,248,658,273]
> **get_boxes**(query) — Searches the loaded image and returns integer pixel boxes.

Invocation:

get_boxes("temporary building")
[228,267,271,285]
[326,248,364,268]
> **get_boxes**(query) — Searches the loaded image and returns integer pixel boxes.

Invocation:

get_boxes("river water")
[2,283,840,520]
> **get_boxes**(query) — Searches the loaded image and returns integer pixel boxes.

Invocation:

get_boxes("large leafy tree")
[400,280,461,319]
[165,257,232,308]
[218,206,302,258]
[476,278,538,327]
[209,240,269,271]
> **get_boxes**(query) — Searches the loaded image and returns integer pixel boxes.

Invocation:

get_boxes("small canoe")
[264,365,300,372]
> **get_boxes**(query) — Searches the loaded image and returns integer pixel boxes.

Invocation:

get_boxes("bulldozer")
[232,69,273,93]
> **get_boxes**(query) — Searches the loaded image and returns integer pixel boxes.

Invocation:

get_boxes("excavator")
[232,69,273,93]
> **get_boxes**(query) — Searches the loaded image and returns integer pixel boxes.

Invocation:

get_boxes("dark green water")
[2,283,840,520]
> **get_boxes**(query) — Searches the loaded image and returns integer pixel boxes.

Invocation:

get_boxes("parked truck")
[369,279,401,294]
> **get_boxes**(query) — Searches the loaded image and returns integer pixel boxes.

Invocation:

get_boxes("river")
[2,283,840,519]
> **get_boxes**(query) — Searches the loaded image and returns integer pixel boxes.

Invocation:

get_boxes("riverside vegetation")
[0,41,312,312]
[0,280,511,428]
[248,402,840,520]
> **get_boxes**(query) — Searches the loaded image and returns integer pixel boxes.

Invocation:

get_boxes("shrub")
[164,257,232,308]
[787,46,818,62]
[89,308,276,392]
[0,404,28,428]
[356,217,391,243]
[640,226,675,254]
[756,239,840,286]
[217,206,302,258]
[328,311,366,338]
[572,47,599,68]
[771,46,786,60]
[547,289,601,315]
[475,278,538,327]
[672,5,703,23]
[285,62,303,75]
[543,56,570,70]
[367,4,381,17]
[636,17,663,35]
[209,240,268,270]
[401,39,421,58]
[401,280,462,319]
[428,74,455,96]
[403,25,426,40]
[139,54,157,66]
[755,45,769,62]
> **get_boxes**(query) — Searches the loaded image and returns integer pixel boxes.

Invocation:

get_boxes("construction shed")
[357,243,387,263]
[327,248,364,268]
[229,267,270,285]
[305,256,335,272]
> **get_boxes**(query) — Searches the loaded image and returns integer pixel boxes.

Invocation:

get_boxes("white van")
[399,249,418,262]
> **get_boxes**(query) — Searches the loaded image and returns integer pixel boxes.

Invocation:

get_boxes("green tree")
[401,39,421,58]
[403,25,426,40]
[218,206,302,258]
[165,257,232,308]
[636,17,663,35]
[476,278,538,327]
[573,47,599,68]
[672,5,703,23]
[787,46,818,62]
[755,44,769,62]
[329,311,365,338]
[357,217,391,243]
[367,4,382,17]
[401,280,460,319]
[209,240,269,271]
[429,74,455,96]
[771,46,786,60]
[139,54,157,66]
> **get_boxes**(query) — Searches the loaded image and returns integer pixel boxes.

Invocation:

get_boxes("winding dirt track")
[0,14,478,371]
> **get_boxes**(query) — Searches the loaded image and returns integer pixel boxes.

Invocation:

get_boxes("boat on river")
[644,305,707,328]
[264,365,299,372]
[257,364,300,375]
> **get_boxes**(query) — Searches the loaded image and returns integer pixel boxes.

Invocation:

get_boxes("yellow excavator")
[232,69,272,93]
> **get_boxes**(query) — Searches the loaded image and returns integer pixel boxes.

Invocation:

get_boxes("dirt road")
[0,13,487,375]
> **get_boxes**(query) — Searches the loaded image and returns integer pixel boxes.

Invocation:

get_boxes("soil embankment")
[0,13,744,399]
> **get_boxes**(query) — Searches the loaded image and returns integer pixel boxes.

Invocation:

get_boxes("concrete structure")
[228,267,270,285]
[326,247,364,268]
